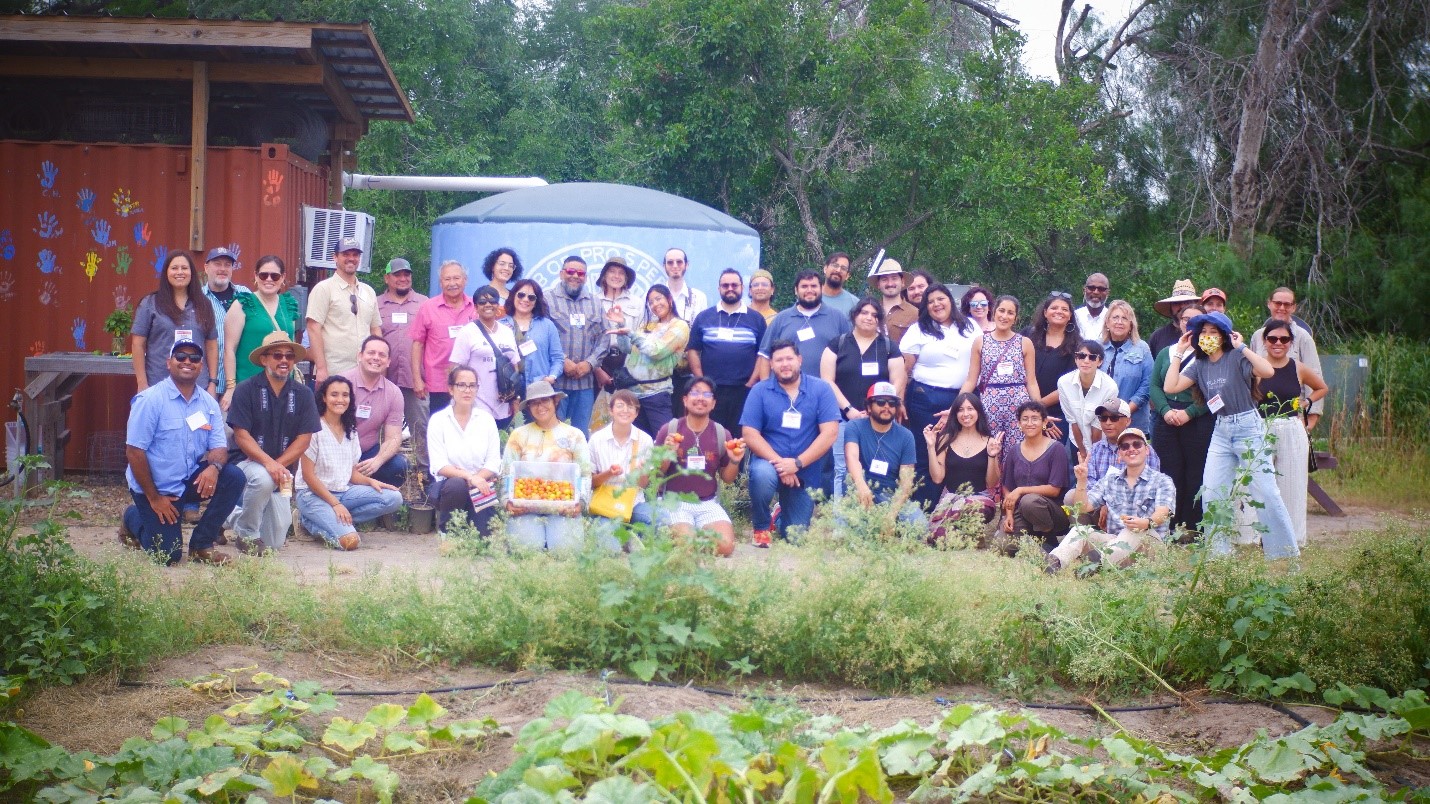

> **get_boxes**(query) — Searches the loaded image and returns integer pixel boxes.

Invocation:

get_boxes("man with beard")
[548,255,608,435]
[687,269,766,434]
[758,270,852,377]
[655,376,746,557]
[820,251,858,316]
[741,340,841,546]
[843,381,923,529]
[663,247,706,417]
[226,332,321,554]
[1148,279,1201,358]
[867,257,917,345]
[377,258,428,476]
[307,237,382,382]
[201,246,251,398]
[1075,272,1111,340]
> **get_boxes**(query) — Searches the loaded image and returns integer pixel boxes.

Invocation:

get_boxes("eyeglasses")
[1265,335,1293,344]
[1073,352,1099,361]
[1084,284,1109,292]
[257,272,282,281]
[267,351,297,362]
[349,293,357,315]
[687,391,715,400]
[451,382,477,390]
[1097,413,1126,422]
[718,283,742,290]
[664,259,686,266]
[869,398,898,408]
[1048,291,1073,301]
[968,300,989,309]
[1269,300,1296,308]
[171,352,203,363]
[1118,440,1146,452]
[515,292,537,301]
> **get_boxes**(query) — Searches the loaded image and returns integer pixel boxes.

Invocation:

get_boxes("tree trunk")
[1228,0,1294,258]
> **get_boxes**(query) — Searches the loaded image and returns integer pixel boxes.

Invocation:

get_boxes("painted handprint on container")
[91,219,115,247]
[84,250,102,282]
[37,249,58,275]
[76,188,96,213]
[134,222,150,247]
[0,271,15,301]
[112,188,142,218]
[152,245,169,275]
[39,280,57,306]
[262,169,284,206]
[72,317,87,351]
[35,212,62,239]
[38,161,59,197]
[115,245,132,275]
[0,230,13,261]
[114,284,131,310]
[31,341,45,357]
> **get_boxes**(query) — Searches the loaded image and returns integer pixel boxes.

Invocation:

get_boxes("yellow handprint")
[84,250,102,282]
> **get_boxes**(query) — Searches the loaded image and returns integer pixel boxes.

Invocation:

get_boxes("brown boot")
[118,521,141,550]
[189,547,232,565]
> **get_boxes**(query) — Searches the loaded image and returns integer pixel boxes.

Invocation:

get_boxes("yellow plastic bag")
[589,484,639,522]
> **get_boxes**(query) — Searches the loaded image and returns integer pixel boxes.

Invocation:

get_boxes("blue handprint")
[37,249,57,275]
[35,212,62,239]
[134,222,150,247]
[91,219,114,247]
[227,242,241,258]
[153,245,169,275]
[76,188,95,213]
[38,161,59,197]
[0,230,13,261]
[72,317,87,351]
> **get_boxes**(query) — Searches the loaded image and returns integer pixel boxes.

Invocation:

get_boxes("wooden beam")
[0,18,314,51]
[329,139,348,208]
[190,60,209,252]
[0,55,325,84]
[323,63,363,123]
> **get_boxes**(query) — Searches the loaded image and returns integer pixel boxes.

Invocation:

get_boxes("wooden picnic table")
[23,352,135,484]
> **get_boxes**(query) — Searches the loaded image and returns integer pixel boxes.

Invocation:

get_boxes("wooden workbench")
[23,352,135,484]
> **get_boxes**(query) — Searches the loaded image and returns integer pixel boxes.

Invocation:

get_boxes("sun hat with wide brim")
[521,379,567,409]
[866,256,910,288]
[248,330,308,366]
[598,256,636,291]
[1154,279,1201,317]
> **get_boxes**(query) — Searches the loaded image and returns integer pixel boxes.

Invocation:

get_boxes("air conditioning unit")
[300,205,375,273]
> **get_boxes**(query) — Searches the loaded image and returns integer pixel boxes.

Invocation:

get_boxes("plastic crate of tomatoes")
[505,461,582,514]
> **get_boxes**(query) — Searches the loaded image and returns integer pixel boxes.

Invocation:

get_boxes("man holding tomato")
[656,376,744,556]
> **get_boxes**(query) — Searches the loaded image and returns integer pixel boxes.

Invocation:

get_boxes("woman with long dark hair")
[132,250,218,392]
[503,278,565,395]
[925,392,1002,543]
[481,247,523,304]
[962,294,1038,455]
[900,283,977,509]
[222,255,299,410]
[961,286,996,333]
[621,284,690,436]
[1025,292,1078,444]
[1256,318,1328,548]
[295,375,403,550]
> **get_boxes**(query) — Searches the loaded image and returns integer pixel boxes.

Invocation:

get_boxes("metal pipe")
[343,173,547,192]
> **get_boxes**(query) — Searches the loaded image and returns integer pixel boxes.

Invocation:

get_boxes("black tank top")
[943,448,989,494]
[1258,360,1301,417]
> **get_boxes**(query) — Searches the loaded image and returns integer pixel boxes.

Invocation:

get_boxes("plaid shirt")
[1086,437,1161,485]
[1077,466,1177,540]
[546,283,609,391]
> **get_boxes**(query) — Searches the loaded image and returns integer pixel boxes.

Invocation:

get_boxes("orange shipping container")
[0,140,328,473]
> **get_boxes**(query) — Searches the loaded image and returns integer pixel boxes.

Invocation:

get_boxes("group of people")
[122,237,1328,571]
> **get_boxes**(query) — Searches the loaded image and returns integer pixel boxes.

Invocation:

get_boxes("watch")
[794,457,805,471]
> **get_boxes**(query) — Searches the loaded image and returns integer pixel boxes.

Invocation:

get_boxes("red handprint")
[262,169,285,207]
[30,340,45,356]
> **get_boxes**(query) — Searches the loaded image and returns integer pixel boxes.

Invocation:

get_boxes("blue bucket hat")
[1185,310,1234,337]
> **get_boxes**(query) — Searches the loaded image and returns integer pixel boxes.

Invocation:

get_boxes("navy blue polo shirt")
[758,305,851,374]
[739,374,841,465]
[688,304,767,386]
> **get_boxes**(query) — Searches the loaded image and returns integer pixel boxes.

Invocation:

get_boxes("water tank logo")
[530,242,662,296]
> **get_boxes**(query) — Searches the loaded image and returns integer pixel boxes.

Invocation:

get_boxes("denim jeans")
[507,513,596,551]
[296,485,403,546]
[832,419,849,498]
[124,462,244,565]
[586,501,650,549]
[1200,410,1300,560]
[749,457,820,538]
[905,381,959,510]
[359,443,409,489]
[557,387,597,436]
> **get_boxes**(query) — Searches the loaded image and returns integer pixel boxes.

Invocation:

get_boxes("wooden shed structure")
[0,14,412,476]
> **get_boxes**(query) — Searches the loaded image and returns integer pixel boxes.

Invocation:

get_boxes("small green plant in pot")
[102,307,133,355]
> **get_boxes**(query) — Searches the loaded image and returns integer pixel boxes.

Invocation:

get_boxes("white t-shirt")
[1075,306,1107,341]
[426,404,502,481]
[449,320,520,420]
[900,322,977,388]
[588,424,654,485]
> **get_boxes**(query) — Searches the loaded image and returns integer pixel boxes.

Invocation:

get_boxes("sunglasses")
[267,351,297,362]
[349,293,357,315]
[1073,352,1099,361]
[968,300,989,309]
[477,298,501,306]
[515,292,537,301]
[1265,335,1293,344]
[1048,291,1073,301]
[869,398,898,408]
[1084,285,1109,292]
[664,259,686,266]
[257,272,282,281]
[1097,413,1126,422]
[1118,440,1146,452]
[171,352,203,364]
[564,269,587,277]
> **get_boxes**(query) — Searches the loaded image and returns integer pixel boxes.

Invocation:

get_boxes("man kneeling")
[655,377,745,556]
[1048,427,1175,572]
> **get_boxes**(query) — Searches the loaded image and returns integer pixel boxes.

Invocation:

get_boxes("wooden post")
[328,138,346,208]
[189,60,209,251]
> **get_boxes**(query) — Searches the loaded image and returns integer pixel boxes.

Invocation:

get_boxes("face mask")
[1198,334,1222,354]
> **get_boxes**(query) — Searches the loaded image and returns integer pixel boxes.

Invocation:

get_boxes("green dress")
[233,292,300,383]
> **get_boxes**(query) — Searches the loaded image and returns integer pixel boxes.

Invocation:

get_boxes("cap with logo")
[385,258,412,274]
[1117,427,1148,444]
[866,381,900,402]
[171,339,203,356]
[334,236,364,254]
[205,246,236,263]
[1095,397,1132,419]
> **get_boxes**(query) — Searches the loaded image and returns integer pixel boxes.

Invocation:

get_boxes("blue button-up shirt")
[1074,465,1178,540]
[739,374,841,467]
[125,378,226,496]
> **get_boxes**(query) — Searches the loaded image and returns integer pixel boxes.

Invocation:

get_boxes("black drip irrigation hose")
[118,677,538,696]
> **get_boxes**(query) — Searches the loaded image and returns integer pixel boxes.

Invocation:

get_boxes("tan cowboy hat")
[866,256,910,288]
[1154,279,1200,317]
[521,379,567,409]
[248,330,308,366]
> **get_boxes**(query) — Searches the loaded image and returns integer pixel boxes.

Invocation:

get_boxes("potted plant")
[103,306,134,355]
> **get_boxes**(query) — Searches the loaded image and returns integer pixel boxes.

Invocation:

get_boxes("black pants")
[712,384,750,437]
[670,369,693,417]
[1152,410,1214,535]
[430,476,498,534]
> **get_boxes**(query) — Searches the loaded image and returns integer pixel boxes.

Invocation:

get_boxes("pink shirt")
[339,368,404,452]
[409,294,477,392]
[378,290,427,388]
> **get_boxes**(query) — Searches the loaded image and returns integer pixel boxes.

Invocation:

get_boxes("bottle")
[280,474,293,498]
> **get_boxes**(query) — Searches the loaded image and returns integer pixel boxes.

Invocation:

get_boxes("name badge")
[392,312,409,324]
[447,325,464,338]
[686,454,706,471]
[185,410,209,431]
[869,459,890,476]
[518,340,538,357]
[174,329,192,342]
[570,313,586,327]
[796,326,815,342]
[996,362,1015,377]
[356,404,372,419]
[861,361,878,376]
[782,410,802,429]
[714,327,733,341]
[1207,393,1225,413]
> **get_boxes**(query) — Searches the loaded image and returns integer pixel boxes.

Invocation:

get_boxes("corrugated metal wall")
[0,140,329,472]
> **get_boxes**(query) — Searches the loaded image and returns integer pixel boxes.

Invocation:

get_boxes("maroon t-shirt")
[656,418,730,501]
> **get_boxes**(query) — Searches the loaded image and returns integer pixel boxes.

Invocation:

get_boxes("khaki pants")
[1051,524,1161,568]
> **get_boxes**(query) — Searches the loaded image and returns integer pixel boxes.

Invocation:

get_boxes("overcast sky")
[997,0,1138,80]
